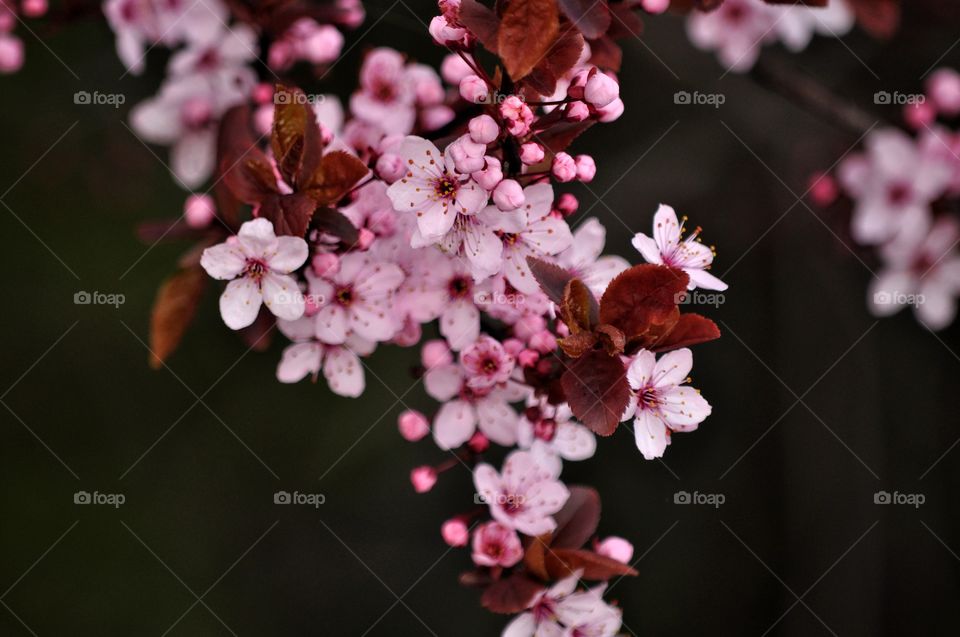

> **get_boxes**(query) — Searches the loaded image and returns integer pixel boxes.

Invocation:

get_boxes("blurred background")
[2,2,960,635]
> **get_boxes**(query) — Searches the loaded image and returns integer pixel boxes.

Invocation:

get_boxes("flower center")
[533,418,557,442]
[887,182,912,206]
[448,276,471,299]
[336,286,354,307]
[639,387,660,410]
[243,258,268,281]
[432,175,458,201]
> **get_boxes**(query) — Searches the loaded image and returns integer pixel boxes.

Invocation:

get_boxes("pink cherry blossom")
[274,315,372,397]
[471,521,523,568]
[473,450,569,536]
[460,335,515,390]
[623,348,712,460]
[200,218,309,330]
[502,572,580,637]
[517,403,596,476]
[386,136,488,244]
[632,204,728,291]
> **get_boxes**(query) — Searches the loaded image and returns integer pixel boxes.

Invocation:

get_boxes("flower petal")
[219,276,262,330]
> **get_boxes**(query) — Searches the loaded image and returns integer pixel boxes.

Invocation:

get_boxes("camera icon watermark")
[74,91,126,108]
[674,90,726,109]
[674,490,725,508]
[274,490,325,508]
[273,91,326,105]
[74,490,125,508]
[874,490,924,508]
[873,290,924,308]
[873,91,925,106]
[674,290,725,308]
[74,290,125,308]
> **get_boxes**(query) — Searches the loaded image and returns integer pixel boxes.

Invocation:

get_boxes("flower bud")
[575,154,597,183]
[21,0,48,17]
[0,35,24,74]
[595,536,634,563]
[398,409,430,441]
[518,349,540,367]
[928,68,960,117]
[376,152,405,183]
[441,518,470,547]
[551,152,577,183]
[471,156,503,191]
[441,53,474,85]
[519,142,545,165]
[556,192,579,216]
[312,252,340,277]
[449,135,486,174]
[184,194,216,228]
[468,114,500,144]
[410,466,438,493]
[585,71,620,108]
[493,179,525,210]
[597,97,625,123]
[468,431,490,453]
[641,0,670,14]
[565,100,590,122]
[459,74,489,104]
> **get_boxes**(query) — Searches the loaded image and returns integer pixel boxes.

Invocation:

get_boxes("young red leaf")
[497,0,560,80]
[535,120,594,154]
[545,548,638,580]
[149,266,206,369]
[526,256,575,306]
[560,278,598,334]
[523,534,551,581]
[259,192,317,237]
[550,486,601,549]
[480,573,546,614]
[560,350,630,436]
[558,331,598,359]
[557,0,611,39]
[304,150,369,206]
[650,313,721,353]
[598,264,687,349]
[459,0,500,52]
[524,28,585,97]
[271,84,322,187]
[312,206,360,245]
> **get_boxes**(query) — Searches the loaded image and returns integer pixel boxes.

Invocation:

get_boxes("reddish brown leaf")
[480,573,546,614]
[561,350,630,436]
[587,34,622,72]
[218,107,277,205]
[560,278,598,334]
[599,265,687,349]
[545,548,638,580]
[271,84,320,187]
[558,331,598,358]
[550,486,601,549]
[459,570,494,588]
[259,192,317,237]
[557,0,610,39]
[524,27,585,97]
[497,0,560,80]
[607,1,643,38]
[149,266,206,369]
[312,207,360,245]
[535,120,594,154]
[595,323,626,356]
[459,0,500,52]
[304,150,369,206]
[650,313,721,353]
[524,534,551,581]
[527,256,575,305]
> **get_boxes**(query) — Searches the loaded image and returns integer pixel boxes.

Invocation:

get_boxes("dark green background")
[2,2,960,635]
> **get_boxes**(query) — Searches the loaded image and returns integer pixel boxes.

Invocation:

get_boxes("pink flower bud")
[468,114,500,144]
[595,536,634,563]
[459,74,489,104]
[469,156,501,191]
[441,53,473,85]
[598,97,625,123]
[529,330,558,353]
[267,40,294,71]
[376,152,405,183]
[641,0,670,14]
[493,179,525,210]
[422,339,453,368]
[441,518,470,547]
[518,349,540,367]
[252,82,274,105]
[421,105,455,131]
[429,15,467,44]
[301,24,343,63]
[556,192,579,216]
[502,338,525,356]
[575,154,596,183]
[585,71,619,108]
[904,100,936,130]
[449,135,486,174]
[0,35,24,74]
[519,142,545,165]
[928,68,960,117]
[808,172,838,207]
[552,152,577,183]
[468,431,490,453]
[184,194,216,228]
[567,70,589,100]
[398,409,430,441]
[312,252,340,277]
[357,227,375,250]
[410,466,438,493]
[500,96,533,137]
[565,100,590,122]
[21,0,48,18]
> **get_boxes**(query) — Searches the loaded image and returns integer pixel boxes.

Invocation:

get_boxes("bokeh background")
[2,2,960,635]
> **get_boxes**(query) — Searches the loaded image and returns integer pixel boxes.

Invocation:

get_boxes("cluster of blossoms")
[0,0,47,73]
[814,68,960,330]
[686,0,854,72]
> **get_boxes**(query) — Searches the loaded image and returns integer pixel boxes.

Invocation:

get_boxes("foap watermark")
[74,490,125,508]
[674,490,725,508]
[873,290,924,308]
[674,90,725,108]
[74,90,126,108]
[74,290,125,308]
[874,91,925,106]
[477,91,520,105]
[474,291,526,307]
[475,492,526,507]
[874,490,924,508]
[274,490,326,508]
[274,90,326,105]
[675,290,725,308]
